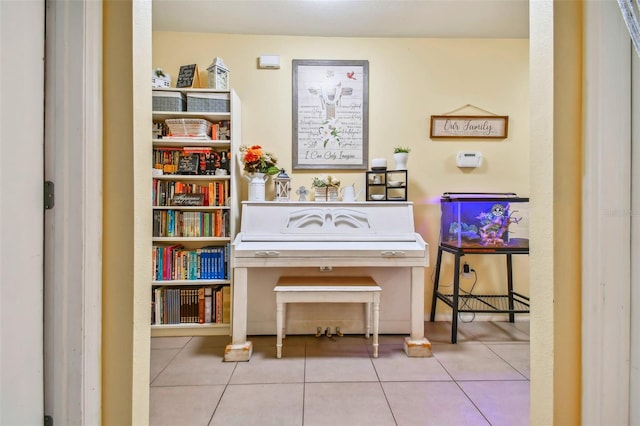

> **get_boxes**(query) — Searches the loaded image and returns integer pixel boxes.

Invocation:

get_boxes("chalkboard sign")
[176,64,199,88]
[177,153,200,174]
[171,193,205,206]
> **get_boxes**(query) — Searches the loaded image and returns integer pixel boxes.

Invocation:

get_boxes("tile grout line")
[369,348,399,425]
[206,347,239,426]
[149,336,193,386]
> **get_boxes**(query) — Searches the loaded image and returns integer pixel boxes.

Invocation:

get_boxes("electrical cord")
[458,267,478,323]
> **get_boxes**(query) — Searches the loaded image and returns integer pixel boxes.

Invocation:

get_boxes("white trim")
[82,0,103,422]
[43,0,102,423]
[582,2,632,424]
[630,41,640,426]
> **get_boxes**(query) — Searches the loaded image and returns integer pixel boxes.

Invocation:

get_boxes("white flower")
[319,119,342,148]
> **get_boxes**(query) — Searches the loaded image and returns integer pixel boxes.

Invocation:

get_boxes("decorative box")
[440,192,530,249]
[152,90,186,112]
[313,187,339,202]
[152,69,171,88]
[152,76,171,88]
[187,92,230,113]
[165,118,212,138]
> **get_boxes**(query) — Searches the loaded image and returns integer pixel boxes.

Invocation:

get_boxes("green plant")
[311,175,341,188]
[393,146,411,153]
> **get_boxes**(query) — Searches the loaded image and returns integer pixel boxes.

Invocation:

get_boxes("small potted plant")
[393,146,411,170]
[311,175,341,202]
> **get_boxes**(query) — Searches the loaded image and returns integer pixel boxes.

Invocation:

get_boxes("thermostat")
[456,151,483,168]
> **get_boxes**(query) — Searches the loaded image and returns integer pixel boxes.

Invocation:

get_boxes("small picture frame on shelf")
[171,193,205,206]
[176,64,200,88]
[177,153,200,175]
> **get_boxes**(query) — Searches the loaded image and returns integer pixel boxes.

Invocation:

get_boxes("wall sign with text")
[430,115,509,139]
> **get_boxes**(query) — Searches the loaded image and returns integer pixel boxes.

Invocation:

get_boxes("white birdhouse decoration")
[207,57,230,90]
[274,169,292,202]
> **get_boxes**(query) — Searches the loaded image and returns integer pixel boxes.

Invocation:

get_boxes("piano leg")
[365,302,371,338]
[403,266,433,357]
[224,267,253,362]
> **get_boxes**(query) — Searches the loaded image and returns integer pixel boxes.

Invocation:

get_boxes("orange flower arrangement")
[239,145,279,175]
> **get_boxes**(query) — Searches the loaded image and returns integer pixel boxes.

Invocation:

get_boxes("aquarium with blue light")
[440,193,530,250]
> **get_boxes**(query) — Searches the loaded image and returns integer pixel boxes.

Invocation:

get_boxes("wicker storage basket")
[187,92,230,112]
[313,186,339,202]
[165,118,212,138]
[152,91,186,112]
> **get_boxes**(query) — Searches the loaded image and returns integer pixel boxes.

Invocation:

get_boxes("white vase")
[245,172,268,201]
[394,152,409,170]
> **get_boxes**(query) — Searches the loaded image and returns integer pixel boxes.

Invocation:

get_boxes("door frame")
[43,0,102,424]
[582,2,633,424]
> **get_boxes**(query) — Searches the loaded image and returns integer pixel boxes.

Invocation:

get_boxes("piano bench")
[273,276,381,359]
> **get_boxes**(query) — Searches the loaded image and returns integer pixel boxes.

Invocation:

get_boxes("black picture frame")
[292,59,369,170]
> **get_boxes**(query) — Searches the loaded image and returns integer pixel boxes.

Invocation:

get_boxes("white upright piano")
[225,201,431,361]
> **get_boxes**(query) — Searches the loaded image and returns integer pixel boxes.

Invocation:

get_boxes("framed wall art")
[292,59,369,170]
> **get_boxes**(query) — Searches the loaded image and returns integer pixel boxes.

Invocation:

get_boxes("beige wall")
[103,0,152,424]
[529,2,582,424]
[153,32,531,304]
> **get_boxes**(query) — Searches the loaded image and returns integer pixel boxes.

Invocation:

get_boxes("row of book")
[153,244,229,281]
[152,209,229,238]
[153,179,229,207]
[152,285,230,325]
[152,147,231,176]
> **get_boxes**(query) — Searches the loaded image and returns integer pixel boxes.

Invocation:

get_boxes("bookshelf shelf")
[151,88,241,337]
[152,205,230,211]
[152,111,230,122]
[153,138,232,148]
[153,175,231,181]
[151,322,228,329]
[152,236,231,243]
[152,279,231,286]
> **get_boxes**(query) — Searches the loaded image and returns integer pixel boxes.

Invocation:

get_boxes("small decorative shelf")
[365,169,407,201]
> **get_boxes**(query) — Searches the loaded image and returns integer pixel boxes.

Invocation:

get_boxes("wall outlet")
[462,262,472,278]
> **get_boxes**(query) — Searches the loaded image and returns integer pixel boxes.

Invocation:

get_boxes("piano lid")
[233,202,427,263]
[236,201,419,242]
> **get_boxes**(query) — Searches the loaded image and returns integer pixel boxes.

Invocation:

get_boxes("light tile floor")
[150,321,530,426]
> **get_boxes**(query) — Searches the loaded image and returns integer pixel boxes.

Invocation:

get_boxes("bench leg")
[282,303,287,339]
[276,301,283,358]
[365,302,371,338]
[373,299,380,358]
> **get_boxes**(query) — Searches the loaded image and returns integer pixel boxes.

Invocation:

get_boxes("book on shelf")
[222,285,231,324]
[152,210,230,238]
[214,289,222,324]
[151,285,227,325]
[153,179,229,207]
[204,287,213,323]
[152,244,229,281]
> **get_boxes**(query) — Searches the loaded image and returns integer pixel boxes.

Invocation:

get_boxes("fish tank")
[440,192,529,251]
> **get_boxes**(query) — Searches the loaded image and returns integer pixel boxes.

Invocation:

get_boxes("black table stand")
[429,244,530,343]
